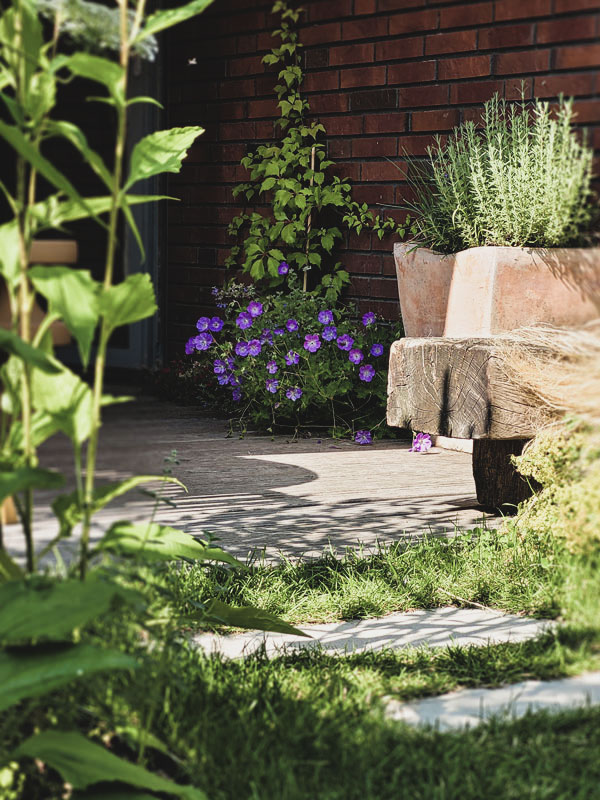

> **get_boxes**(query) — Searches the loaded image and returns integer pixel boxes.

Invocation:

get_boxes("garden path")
[5,395,496,564]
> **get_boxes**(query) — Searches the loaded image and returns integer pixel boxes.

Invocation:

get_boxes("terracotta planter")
[394,242,600,337]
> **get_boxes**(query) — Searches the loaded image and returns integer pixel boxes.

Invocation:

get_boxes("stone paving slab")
[385,671,600,730]
[192,607,552,659]
[5,397,498,565]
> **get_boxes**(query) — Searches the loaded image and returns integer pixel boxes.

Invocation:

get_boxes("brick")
[555,44,600,69]
[572,99,600,123]
[169,246,198,264]
[378,0,426,9]
[412,109,460,131]
[323,115,364,136]
[365,112,408,133]
[212,143,247,162]
[330,43,374,66]
[361,159,407,182]
[389,9,438,35]
[236,34,257,54]
[328,138,352,158]
[218,121,256,141]
[229,55,264,77]
[478,23,534,49]
[350,88,398,111]
[355,0,377,14]
[450,80,503,104]
[375,37,424,61]
[494,0,551,20]
[247,98,278,118]
[556,0,600,9]
[505,77,533,99]
[255,74,276,94]
[537,15,598,43]
[304,70,339,93]
[370,277,399,299]
[329,161,361,180]
[388,60,436,84]
[397,134,439,155]
[425,30,477,55]
[535,73,596,97]
[440,2,492,27]
[343,252,383,274]
[304,48,329,69]
[439,55,490,80]
[342,16,389,40]
[352,137,398,157]
[302,22,341,46]
[256,121,275,139]
[495,50,550,74]
[398,84,449,107]
[351,185,395,205]
[310,92,349,113]
[309,0,352,20]
[219,78,254,99]
[341,66,386,88]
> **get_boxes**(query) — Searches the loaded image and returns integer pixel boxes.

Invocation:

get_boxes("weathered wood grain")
[472,439,537,510]
[387,337,542,440]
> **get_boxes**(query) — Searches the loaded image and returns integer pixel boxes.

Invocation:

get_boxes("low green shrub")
[182,275,402,440]
[406,94,596,253]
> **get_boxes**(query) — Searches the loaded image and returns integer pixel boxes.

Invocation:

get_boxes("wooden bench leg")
[1,496,17,525]
[472,439,537,511]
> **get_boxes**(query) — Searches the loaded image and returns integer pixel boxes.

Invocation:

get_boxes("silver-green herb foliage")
[407,94,595,253]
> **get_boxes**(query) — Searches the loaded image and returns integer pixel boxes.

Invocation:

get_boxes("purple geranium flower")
[266,378,279,394]
[248,339,262,356]
[273,327,285,336]
[213,359,226,375]
[370,343,384,357]
[278,261,289,275]
[260,328,273,346]
[359,363,376,382]
[285,350,300,365]
[286,319,299,332]
[209,316,224,332]
[266,360,278,374]
[217,374,230,386]
[337,334,354,351]
[286,387,303,402]
[248,300,263,318]
[235,341,249,357]
[211,286,219,297]
[362,312,376,327]
[232,387,242,402]
[304,334,321,353]
[348,348,364,365]
[196,316,211,332]
[355,430,372,445]
[409,432,433,453]
[318,309,334,324]
[322,325,337,341]
[226,357,235,369]
[236,311,253,330]
[194,332,213,351]
[185,338,195,355]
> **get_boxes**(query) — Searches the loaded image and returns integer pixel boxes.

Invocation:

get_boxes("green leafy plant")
[405,94,596,254]
[0,0,308,794]
[184,276,401,439]
[226,0,410,301]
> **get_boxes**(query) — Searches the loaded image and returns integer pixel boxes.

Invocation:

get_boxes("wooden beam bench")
[387,337,542,510]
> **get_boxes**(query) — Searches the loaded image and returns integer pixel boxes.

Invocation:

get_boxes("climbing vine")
[226,0,410,302]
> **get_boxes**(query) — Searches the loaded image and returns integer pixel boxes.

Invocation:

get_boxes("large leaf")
[3,411,61,455]
[29,194,171,231]
[52,475,186,539]
[0,329,61,373]
[29,267,100,367]
[0,121,89,210]
[0,465,63,506]
[31,364,93,444]
[58,52,125,106]
[44,119,113,191]
[0,577,134,644]
[99,521,242,566]
[0,644,136,712]
[0,550,23,583]
[0,220,20,290]
[126,127,204,189]
[135,0,215,42]
[99,273,157,333]
[205,599,310,637]
[14,731,206,799]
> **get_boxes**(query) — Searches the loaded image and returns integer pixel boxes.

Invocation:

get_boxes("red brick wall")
[165,0,600,359]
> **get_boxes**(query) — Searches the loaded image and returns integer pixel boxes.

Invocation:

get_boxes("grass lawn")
[4,525,600,799]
